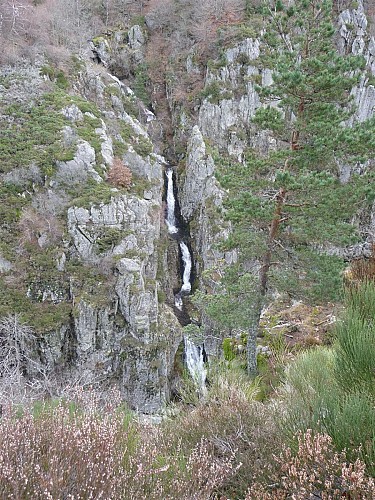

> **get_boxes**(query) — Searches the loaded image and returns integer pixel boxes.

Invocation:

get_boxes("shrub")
[247,430,375,499]
[107,157,132,188]
[161,363,282,498]
[0,395,235,499]
[280,284,375,474]
[96,226,124,253]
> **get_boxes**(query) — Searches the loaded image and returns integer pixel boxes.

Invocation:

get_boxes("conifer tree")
[202,0,375,374]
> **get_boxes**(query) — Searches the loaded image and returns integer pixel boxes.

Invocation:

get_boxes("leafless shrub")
[144,0,177,30]
[2,164,43,188]
[0,314,45,405]
[0,315,39,380]
[31,190,69,216]
[189,0,246,52]
[54,160,92,186]
[0,0,30,38]
[107,157,132,188]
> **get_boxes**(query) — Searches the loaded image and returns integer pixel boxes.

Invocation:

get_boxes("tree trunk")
[247,295,262,376]
[247,187,287,376]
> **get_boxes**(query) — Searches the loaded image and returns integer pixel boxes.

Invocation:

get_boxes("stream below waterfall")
[164,167,207,395]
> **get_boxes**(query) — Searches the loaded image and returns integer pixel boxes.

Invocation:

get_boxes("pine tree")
[202,0,375,375]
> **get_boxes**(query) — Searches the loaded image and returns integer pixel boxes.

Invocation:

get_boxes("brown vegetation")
[18,206,63,249]
[248,430,375,499]
[346,246,375,284]
[107,157,132,188]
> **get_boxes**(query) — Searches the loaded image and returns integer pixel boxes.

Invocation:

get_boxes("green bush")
[200,81,222,104]
[40,66,69,89]
[133,136,153,157]
[223,338,236,361]
[281,284,375,474]
[133,63,150,106]
[96,227,124,253]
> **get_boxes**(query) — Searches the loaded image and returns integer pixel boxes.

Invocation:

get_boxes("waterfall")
[179,242,192,294]
[184,337,208,397]
[164,166,207,395]
[165,169,178,235]
[174,294,183,310]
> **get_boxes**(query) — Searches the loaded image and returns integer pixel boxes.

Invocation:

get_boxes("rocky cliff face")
[338,0,375,257]
[1,1,374,411]
[0,56,182,413]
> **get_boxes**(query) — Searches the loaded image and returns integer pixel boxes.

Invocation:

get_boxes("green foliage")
[235,19,263,40]
[334,283,375,395]
[133,63,150,106]
[0,88,102,176]
[157,289,166,303]
[122,97,140,118]
[200,81,232,104]
[0,101,67,175]
[95,227,124,253]
[200,81,222,103]
[76,113,103,160]
[0,241,72,332]
[69,179,115,208]
[0,277,71,333]
[40,65,69,89]
[119,122,134,142]
[194,266,259,330]
[0,183,28,230]
[281,284,375,474]
[222,338,236,361]
[129,174,153,198]
[182,323,204,344]
[67,260,114,308]
[113,122,151,157]
[133,135,153,157]
[130,15,146,27]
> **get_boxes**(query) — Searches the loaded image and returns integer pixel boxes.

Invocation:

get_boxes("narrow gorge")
[164,166,207,396]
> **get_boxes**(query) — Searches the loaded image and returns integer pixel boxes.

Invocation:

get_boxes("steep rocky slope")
[0,59,182,412]
[0,0,374,412]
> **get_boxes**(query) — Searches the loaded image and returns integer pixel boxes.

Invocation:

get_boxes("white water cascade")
[164,166,207,395]
[179,242,192,294]
[165,169,178,235]
[184,337,208,397]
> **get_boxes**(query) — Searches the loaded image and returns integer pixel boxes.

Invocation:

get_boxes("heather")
[0,390,236,499]
[1,291,375,500]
